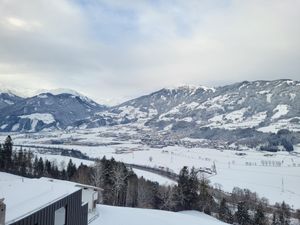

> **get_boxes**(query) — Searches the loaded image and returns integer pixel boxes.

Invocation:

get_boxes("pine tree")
[73,163,92,185]
[279,202,290,225]
[172,166,204,211]
[235,201,251,225]
[51,162,60,179]
[173,166,192,211]
[19,150,27,176]
[159,186,176,211]
[126,172,138,207]
[61,168,68,180]
[199,177,213,213]
[254,203,267,225]
[272,212,281,225]
[37,157,44,176]
[3,135,13,170]
[67,159,76,180]
[26,151,34,175]
[272,202,290,225]
[296,209,300,223]
[101,157,115,204]
[189,167,200,209]
[33,156,39,177]
[45,159,52,177]
[218,198,233,223]
[0,144,4,169]
[137,178,161,209]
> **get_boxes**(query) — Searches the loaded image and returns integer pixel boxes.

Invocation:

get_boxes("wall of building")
[81,189,98,213]
[8,190,88,225]
[0,200,6,225]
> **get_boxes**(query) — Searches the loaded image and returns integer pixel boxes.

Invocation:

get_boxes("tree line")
[1,135,300,224]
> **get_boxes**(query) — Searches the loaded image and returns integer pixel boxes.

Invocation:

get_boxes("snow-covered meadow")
[54,145,300,209]
[2,127,300,209]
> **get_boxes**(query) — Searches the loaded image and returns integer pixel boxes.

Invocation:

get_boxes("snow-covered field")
[28,145,300,209]
[91,205,228,225]
[132,168,176,186]
[2,128,300,209]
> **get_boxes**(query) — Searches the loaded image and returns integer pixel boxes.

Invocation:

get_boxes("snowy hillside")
[0,79,299,135]
[1,80,300,151]
[91,205,228,225]
[0,90,107,132]
[0,90,23,110]
[35,88,99,107]
[81,79,300,134]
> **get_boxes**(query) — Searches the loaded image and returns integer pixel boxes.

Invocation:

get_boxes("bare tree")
[91,159,103,187]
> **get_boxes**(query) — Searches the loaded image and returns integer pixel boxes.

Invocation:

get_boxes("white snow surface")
[36,88,98,105]
[19,113,55,124]
[37,88,85,97]
[272,104,289,120]
[132,168,176,186]
[1,124,8,129]
[258,117,300,133]
[0,172,80,224]
[207,110,267,130]
[29,144,300,209]
[0,85,21,97]
[91,205,228,225]
[4,99,14,105]
[5,127,300,209]
[11,124,19,131]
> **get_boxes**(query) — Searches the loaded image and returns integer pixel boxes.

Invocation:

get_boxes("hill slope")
[0,90,23,110]
[82,79,300,133]
[0,90,107,132]
[1,79,300,136]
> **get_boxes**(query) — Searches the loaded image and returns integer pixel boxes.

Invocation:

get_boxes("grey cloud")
[0,0,299,105]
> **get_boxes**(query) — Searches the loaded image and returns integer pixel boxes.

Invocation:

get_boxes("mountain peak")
[35,88,101,106]
[37,88,86,98]
[163,84,215,93]
[0,86,22,97]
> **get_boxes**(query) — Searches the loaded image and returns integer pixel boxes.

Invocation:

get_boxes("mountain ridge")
[0,79,299,134]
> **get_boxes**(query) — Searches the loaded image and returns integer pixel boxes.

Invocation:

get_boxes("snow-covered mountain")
[81,79,300,133]
[0,90,107,132]
[0,89,23,110]
[0,79,299,134]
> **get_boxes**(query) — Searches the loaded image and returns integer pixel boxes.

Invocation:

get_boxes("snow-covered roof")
[75,183,104,192]
[0,172,81,224]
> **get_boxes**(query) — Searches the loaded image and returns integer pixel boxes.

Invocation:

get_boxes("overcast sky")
[0,0,299,105]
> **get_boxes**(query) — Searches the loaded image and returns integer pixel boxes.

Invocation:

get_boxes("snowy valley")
[1,79,300,224]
